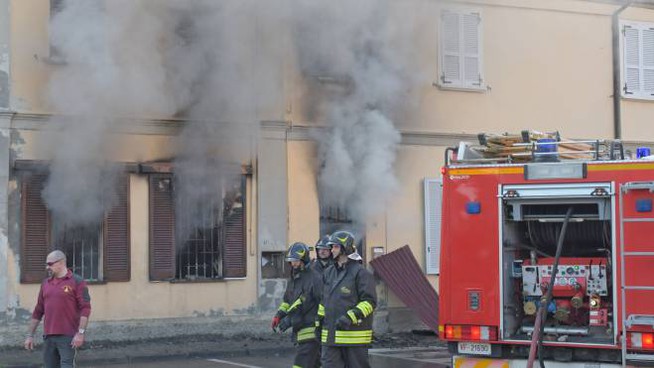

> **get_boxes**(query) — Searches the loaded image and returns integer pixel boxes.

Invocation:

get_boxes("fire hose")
[526,206,574,368]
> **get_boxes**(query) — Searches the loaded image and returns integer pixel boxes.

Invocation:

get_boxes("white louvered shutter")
[642,28,654,95]
[463,12,482,88]
[624,25,640,95]
[424,178,443,275]
[441,10,461,86]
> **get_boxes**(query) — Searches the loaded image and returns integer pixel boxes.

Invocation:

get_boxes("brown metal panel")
[148,174,175,281]
[20,174,50,283]
[104,174,131,282]
[369,245,439,331]
[223,177,247,278]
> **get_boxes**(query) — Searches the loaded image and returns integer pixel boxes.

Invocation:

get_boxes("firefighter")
[317,231,377,368]
[311,235,333,275]
[271,242,322,368]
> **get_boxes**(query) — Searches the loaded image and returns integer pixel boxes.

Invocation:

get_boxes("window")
[149,174,247,281]
[424,178,443,275]
[438,8,484,90]
[319,204,365,263]
[261,251,288,279]
[52,222,103,281]
[621,21,654,100]
[20,172,130,283]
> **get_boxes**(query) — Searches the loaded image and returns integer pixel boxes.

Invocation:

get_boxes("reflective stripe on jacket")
[276,266,322,343]
[320,260,377,347]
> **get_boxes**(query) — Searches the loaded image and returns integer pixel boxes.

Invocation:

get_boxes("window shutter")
[223,177,246,278]
[424,178,442,275]
[642,28,654,95]
[463,12,482,88]
[624,25,640,95]
[21,174,50,283]
[149,174,175,281]
[441,10,461,85]
[104,174,130,282]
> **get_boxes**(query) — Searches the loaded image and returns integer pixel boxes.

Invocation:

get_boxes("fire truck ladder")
[620,181,654,365]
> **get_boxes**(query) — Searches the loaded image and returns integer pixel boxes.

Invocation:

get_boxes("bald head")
[47,250,66,264]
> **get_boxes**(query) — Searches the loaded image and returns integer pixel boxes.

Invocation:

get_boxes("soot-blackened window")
[149,174,247,281]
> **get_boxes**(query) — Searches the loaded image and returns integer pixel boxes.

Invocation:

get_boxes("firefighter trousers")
[320,345,370,368]
[293,340,321,368]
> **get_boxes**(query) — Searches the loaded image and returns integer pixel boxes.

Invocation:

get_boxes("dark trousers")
[321,345,370,368]
[294,340,321,368]
[43,335,76,368]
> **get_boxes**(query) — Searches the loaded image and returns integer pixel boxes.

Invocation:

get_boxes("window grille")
[175,199,223,280]
[53,222,103,282]
[174,181,243,280]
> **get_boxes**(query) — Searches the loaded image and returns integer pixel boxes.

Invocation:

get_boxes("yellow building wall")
[9,0,50,112]
[287,140,320,246]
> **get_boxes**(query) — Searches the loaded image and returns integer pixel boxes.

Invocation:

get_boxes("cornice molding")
[5,113,652,148]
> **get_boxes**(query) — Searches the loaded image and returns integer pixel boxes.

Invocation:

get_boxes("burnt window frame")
[19,168,131,284]
[148,172,248,282]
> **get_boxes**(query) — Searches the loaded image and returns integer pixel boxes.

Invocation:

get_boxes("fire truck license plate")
[458,342,491,355]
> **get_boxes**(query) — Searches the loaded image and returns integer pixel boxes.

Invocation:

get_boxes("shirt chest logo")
[62,285,73,294]
[340,286,351,295]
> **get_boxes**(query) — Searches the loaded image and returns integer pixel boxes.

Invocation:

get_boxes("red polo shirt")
[32,270,92,336]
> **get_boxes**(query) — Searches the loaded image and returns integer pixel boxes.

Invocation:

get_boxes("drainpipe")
[612,2,633,140]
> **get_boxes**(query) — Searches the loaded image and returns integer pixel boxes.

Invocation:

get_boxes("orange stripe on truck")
[453,356,509,368]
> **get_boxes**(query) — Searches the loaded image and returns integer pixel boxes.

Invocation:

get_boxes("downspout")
[612,2,633,140]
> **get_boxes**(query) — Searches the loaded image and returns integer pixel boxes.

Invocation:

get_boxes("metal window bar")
[175,193,224,280]
[54,224,102,282]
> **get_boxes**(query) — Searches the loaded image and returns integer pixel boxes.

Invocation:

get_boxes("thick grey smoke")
[43,0,259,233]
[292,0,416,223]
[44,1,176,229]
[43,0,416,234]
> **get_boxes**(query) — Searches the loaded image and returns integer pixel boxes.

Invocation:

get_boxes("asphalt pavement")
[0,331,448,368]
[89,346,450,368]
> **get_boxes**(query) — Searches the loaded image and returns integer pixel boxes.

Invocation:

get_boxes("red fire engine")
[438,138,654,367]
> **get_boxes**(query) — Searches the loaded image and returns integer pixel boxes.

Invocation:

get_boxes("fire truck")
[438,138,654,367]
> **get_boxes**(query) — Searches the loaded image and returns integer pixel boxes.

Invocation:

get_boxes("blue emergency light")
[636,199,653,213]
[466,201,481,214]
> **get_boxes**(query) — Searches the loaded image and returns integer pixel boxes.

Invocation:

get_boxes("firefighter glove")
[271,316,281,331]
[335,315,352,329]
[278,317,292,333]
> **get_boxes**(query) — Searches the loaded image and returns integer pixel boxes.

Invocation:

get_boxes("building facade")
[1,0,654,346]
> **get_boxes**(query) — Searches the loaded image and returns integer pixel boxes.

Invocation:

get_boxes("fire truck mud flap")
[452,356,623,368]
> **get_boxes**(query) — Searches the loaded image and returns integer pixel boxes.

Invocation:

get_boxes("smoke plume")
[43,0,259,232]
[43,0,417,234]
[292,0,416,224]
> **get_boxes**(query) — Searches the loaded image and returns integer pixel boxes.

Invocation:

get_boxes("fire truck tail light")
[444,325,497,341]
[628,332,654,349]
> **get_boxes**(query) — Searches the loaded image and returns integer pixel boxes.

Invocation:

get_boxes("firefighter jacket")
[317,260,377,347]
[310,258,332,276]
[274,266,322,344]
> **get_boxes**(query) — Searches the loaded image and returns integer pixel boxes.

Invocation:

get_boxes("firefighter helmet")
[315,235,332,250]
[285,242,311,265]
[327,231,356,255]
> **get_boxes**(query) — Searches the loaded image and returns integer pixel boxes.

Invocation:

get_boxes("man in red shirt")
[24,250,92,368]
